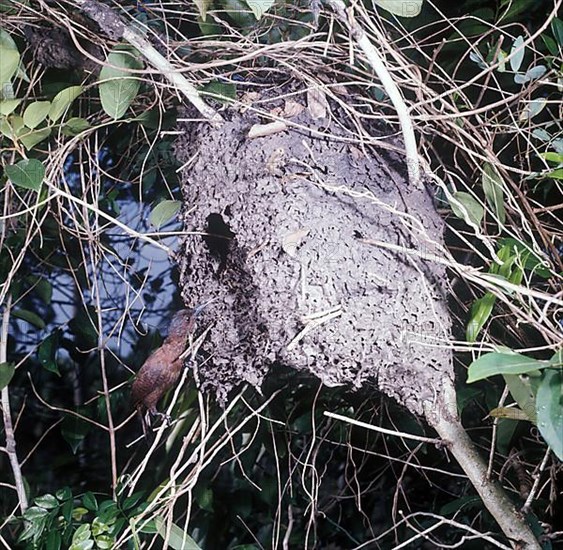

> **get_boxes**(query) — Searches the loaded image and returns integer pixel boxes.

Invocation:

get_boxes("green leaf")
[503,373,538,423]
[94,535,114,549]
[97,500,118,523]
[5,158,45,191]
[193,0,213,20]
[449,191,484,226]
[30,276,53,304]
[121,492,143,511]
[541,152,563,164]
[546,168,563,179]
[497,237,552,278]
[510,35,525,72]
[521,97,547,120]
[536,368,563,460]
[99,49,142,119]
[222,0,255,27]
[23,101,51,129]
[82,492,98,511]
[72,523,91,543]
[46,530,62,550]
[0,113,24,139]
[61,413,91,454]
[200,81,236,103]
[0,0,17,14]
[69,307,98,348]
[467,352,545,383]
[373,0,422,17]
[38,330,60,375]
[551,17,563,47]
[482,162,506,225]
[48,86,83,122]
[62,117,91,136]
[91,517,109,536]
[23,506,49,520]
[72,507,89,521]
[541,34,558,56]
[13,307,46,328]
[196,487,213,512]
[56,487,72,501]
[155,517,202,550]
[35,494,59,509]
[0,98,21,115]
[514,64,547,84]
[549,349,562,367]
[466,292,495,342]
[0,33,19,88]
[149,200,181,228]
[0,362,15,390]
[495,417,519,455]
[243,0,275,19]
[19,127,52,150]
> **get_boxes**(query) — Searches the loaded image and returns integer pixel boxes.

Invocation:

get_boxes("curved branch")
[323,0,421,188]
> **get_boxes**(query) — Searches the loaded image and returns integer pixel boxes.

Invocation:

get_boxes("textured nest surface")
[175,91,453,415]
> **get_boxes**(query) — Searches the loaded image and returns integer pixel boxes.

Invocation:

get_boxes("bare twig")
[0,296,28,512]
[323,0,421,188]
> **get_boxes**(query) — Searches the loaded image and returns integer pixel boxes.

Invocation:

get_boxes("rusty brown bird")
[131,307,203,435]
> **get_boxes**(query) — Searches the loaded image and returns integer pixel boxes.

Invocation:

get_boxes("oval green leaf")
[536,368,563,460]
[99,49,142,120]
[38,330,61,376]
[482,162,506,225]
[510,35,525,73]
[503,373,538,423]
[243,0,275,19]
[0,42,19,87]
[62,117,91,136]
[48,86,83,122]
[467,352,545,383]
[549,349,562,367]
[0,98,21,115]
[23,101,51,129]
[193,0,212,20]
[13,307,46,328]
[0,362,15,390]
[551,17,563,47]
[200,81,236,103]
[155,517,202,550]
[19,127,52,150]
[35,493,59,509]
[466,292,495,342]
[0,113,23,139]
[149,200,181,228]
[374,0,422,17]
[449,191,484,226]
[5,158,45,191]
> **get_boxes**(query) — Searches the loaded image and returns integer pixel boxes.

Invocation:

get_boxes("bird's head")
[168,299,216,339]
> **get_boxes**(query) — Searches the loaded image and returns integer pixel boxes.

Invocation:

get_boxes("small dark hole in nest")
[204,213,235,269]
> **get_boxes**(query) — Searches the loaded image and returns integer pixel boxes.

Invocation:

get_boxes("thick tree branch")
[424,380,541,549]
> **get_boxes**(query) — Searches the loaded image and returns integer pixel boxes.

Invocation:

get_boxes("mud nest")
[175,90,453,416]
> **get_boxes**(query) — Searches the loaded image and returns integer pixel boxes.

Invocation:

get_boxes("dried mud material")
[175,95,452,417]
